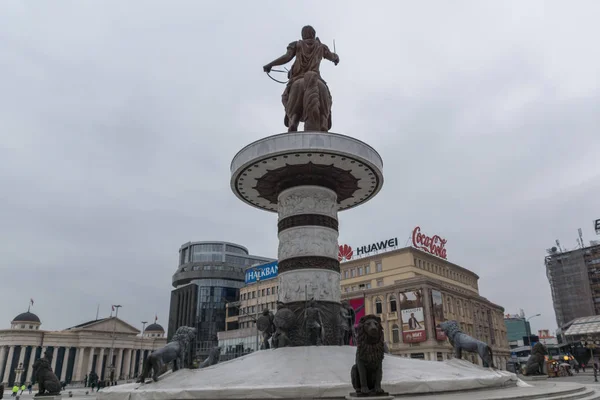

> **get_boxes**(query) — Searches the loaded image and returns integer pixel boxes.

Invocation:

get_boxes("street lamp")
[14,362,24,386]
[139,321,147,377]
[255,270,262,352]
[108,304,122,384]
[525,313,541,349]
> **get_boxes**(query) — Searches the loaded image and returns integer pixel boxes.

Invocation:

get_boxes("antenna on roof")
[556,239,563,253]
[578,228,584,249]
[96,304,100,320]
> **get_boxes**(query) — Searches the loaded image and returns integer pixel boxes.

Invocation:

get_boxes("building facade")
[504,315,531,347]
[219,261,279,358]
[168,241,273,360]
[0,311,165,386]
[546,242,600,328]
[340,246,511,368]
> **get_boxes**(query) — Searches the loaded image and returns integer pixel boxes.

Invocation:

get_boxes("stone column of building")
[73,347,85,382]
[96,348,104,376]
[0,346,7,380]
[25,346,37,383]
[122,349,132,380]
[2,346,15,384]
[86,347,95,376]
[60,348,70,382]
[50,348,58,372]
[15,346,27,384]
[421,288,436,343]
[115,348,123,380]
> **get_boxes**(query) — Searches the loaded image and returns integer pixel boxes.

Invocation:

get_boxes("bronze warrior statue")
[263,25,339,133]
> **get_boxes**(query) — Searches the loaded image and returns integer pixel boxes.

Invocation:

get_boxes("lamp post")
[138,321,147,377]
[525,313,541,349]
[255,271,262,352]
[108,304,122,384]
[14,362,24,386]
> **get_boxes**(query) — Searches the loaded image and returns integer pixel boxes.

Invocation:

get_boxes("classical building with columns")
[340,242,511,369]
[0,311,166,386]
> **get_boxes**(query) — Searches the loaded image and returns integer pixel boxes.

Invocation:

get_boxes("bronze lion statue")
[138,326,196,383]
[33,350,61,396]
[524,342,547,375]
[440,320,494,368]
[350,315,387,396]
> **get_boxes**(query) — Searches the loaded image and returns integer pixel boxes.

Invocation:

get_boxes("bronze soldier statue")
[263,25,339,132]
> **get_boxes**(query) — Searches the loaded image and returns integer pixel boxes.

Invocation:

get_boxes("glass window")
[375,298,383,314]
[365,265,371,274]
[376,262,382,272]
[392,324,400,343]
[358,267,363,276]
[377,279,383,287]
[366,283,372,289]
[262,289,265,296]
[266,288,270,295]
[389,296,397,312]
[345,287,349,292]
[351,269,356,278]
[344,270,349,279]
[226,244,248,255]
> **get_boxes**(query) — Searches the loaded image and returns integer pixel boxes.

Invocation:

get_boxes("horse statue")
[263,25,339,132]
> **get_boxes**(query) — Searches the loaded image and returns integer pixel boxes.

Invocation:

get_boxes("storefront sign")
[595,219,600,234]
[338,244,354,261]
[412,226,447,259]
[400,290,427,343]
[431,289,446,341]
[355,237,398,257]
[245,261,278,284]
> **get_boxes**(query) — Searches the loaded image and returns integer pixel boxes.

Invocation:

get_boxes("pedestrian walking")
[19,384,25,395]
[27,384,32,394]
[11,385,18,397]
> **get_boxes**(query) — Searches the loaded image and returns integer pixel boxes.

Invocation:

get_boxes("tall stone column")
[17,346,27,384]
[74,347,85,382]
[86,347,95,375]
[115,348,123,380]
[60,348,69,381]
[25,346,37,383]
[231,132,384,346]
[0,346,7,381]
[2,346,15,384]
[122,349,132,379]
[97,348,105,377]
[50,348,58,372]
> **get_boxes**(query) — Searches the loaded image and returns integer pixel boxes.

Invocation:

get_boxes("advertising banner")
[349,297,366,329]
[431,289,446,341]
[400,290,426,343]
[244,261,278,284]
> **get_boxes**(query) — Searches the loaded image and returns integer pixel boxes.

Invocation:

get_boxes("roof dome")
[145,323,164,332]
[12,311,41,323]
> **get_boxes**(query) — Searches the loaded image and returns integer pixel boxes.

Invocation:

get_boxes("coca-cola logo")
[338,244,353,261]
[412,226,447,259]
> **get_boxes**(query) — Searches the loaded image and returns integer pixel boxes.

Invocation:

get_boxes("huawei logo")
[338,244,353,261]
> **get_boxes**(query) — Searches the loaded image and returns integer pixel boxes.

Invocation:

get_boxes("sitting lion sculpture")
[440,320,494,368]
[350,315,387,396]
[524,342,547,375]
[33,350,61,396]
[138,326,197,383]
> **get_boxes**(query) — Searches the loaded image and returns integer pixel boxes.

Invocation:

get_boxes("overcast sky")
[1,1,599,336]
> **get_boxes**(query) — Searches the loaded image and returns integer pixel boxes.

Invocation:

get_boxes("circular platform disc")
[230,132,384,213]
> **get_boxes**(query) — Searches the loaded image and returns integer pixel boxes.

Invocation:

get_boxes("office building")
[168,241,273,360]
[340,237,511,368]
[545,242,600,328]
[503,314,531,348]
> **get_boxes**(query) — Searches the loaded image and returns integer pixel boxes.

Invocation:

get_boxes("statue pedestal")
[346,395,393,400]
[231,132,384,345]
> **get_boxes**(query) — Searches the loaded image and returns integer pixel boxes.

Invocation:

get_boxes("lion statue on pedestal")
[440,320,494,368]
[138,326,197,383]
[33,351,61,396]
[524,342,547,375]
[350,315,388,396]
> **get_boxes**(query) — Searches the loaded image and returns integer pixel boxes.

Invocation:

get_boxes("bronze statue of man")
[263,25,339,132]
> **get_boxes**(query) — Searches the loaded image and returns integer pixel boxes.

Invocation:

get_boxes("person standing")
[11,385,18,397]
[27,383,32,394]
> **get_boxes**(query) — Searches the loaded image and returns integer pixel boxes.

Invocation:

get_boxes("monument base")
[99,346,519,400]
[346,392,392,400]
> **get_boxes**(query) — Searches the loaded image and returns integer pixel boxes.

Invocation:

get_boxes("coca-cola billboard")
[412,226,447,259]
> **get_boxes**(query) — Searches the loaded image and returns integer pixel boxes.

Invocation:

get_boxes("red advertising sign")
[349,297,365,346]
[338,244,353,261]
[400,290,427,343]
[412,226,447,259]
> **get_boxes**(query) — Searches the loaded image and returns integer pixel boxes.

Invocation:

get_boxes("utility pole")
[138,321,147,377]
[255,272,261,351]
[108,305,122,383]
